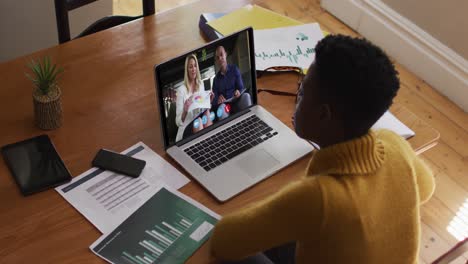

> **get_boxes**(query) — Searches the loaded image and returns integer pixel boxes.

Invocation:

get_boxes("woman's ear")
[319,104,332,120]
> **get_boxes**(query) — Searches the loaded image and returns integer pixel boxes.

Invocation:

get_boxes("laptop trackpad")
[237,149,280,179]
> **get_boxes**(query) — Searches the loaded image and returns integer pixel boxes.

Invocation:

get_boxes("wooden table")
[0,0,439,263]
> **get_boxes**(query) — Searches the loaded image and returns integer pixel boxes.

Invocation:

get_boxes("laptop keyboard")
[184,115,278,172]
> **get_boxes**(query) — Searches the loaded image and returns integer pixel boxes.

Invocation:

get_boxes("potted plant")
[26,56,64,130]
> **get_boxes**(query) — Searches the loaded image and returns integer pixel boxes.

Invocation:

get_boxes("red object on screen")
[225,104,231,113]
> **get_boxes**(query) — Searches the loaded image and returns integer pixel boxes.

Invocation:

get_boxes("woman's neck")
[189,79,197,92]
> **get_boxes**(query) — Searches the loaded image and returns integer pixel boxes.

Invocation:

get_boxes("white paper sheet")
[372,111,415,139]
[56,142,190,234]
[187,91,212,113]
[254,23,324,71]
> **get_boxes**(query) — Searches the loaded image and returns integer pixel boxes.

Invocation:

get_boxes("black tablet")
[1,135,72,196]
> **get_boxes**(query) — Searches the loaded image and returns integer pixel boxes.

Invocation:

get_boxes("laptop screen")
[154,28,257,149]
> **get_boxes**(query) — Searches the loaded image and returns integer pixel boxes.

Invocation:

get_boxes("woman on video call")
[175,54,211,141]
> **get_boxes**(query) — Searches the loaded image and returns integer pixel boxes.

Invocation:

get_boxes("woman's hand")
[209,92,214,103]
[182,95,193,122]
[184,95,193,113]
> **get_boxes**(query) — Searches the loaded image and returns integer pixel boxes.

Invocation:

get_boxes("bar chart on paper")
[91,187,219,264]
[127,213,197,263]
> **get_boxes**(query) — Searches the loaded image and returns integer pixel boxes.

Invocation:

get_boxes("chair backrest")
[431,238,467,264]
[54,0,155,44]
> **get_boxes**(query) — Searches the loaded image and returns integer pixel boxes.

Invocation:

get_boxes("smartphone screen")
[92,149,146,177]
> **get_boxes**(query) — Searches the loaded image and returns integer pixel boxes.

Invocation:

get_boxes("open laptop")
[154,28,313,202]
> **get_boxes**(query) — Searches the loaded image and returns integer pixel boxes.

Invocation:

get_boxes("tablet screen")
[1,135,72,195]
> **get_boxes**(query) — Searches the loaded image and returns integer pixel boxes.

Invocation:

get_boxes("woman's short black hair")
[314,34,400,136]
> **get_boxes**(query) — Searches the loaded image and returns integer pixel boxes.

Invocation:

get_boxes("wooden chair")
[54,0,155,44]
[431,238,467,264]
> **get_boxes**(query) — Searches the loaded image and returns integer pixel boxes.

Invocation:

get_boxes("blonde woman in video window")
[175,54,212,141]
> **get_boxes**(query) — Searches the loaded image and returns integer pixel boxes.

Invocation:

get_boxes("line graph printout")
[254,23,324,71]
[91,186,220,264]
[256,46,315,65]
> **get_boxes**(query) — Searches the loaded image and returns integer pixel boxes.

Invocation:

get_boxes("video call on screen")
[158,31,253,145]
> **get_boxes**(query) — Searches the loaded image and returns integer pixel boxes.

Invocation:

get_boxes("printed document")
[254,23,324,71]
[372,111,415,139]
[187,90,212,113]
[91,185,220,264]
[56,142,190,234]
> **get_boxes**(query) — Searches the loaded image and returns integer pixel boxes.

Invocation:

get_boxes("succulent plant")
[26,56,63,95]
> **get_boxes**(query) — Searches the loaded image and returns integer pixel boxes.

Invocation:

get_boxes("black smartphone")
[92,149,146,178]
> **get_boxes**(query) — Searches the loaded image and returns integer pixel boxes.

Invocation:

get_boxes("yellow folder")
[207,4,303,36]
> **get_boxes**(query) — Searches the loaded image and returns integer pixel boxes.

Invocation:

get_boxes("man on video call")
[212,46,252,113]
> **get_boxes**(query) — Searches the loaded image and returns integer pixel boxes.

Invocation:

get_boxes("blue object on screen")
[216,103,230,120]
[193,119,200,129]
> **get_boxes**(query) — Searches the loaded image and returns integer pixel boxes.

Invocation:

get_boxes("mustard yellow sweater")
[211,130,435,264]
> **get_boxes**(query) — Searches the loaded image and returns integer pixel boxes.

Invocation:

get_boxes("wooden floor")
[113,1,468,263]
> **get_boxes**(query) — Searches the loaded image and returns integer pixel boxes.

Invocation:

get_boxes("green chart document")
[91,186,220,264]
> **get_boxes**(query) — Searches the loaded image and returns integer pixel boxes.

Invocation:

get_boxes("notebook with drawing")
[154,28,313,202]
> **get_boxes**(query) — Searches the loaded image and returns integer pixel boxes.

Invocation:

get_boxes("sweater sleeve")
[413,156,435,204]
[210,179,324,261]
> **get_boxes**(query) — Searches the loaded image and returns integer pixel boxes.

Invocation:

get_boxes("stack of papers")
[56,142,190,233]
[206,5,325,71]
[207,4,302,35]
[56,142,221,263]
